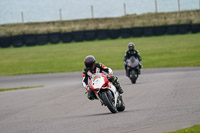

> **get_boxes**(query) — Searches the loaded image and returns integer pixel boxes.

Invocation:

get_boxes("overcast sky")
[0,0,199,24]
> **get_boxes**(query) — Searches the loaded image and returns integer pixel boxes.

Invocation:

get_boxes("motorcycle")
[89,73,125,113]
[126,56,140,84]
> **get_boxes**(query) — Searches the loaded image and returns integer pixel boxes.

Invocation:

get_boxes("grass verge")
[0,86,44,92]
[0,10,200,36]
[0,33,200,75]
[166,125,200,133]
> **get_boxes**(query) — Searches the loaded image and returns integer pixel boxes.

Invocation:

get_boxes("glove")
[107,74,114,80]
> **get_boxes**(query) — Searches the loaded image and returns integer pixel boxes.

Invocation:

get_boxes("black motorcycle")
[126,56,140,84]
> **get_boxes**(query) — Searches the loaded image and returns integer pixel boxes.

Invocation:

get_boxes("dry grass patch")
[0,10,199,36]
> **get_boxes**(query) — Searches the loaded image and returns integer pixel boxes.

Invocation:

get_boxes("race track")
[0,67,200,133]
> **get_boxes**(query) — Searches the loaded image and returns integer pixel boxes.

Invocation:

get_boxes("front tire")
[130,70,137,84]
[102,91,117,113]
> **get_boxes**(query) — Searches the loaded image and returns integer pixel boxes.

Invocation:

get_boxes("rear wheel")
[102,91,117,113]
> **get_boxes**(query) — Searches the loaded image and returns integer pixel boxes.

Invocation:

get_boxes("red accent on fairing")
[89,73,110,94]
[89,81,99,94]
[102,64,107,68]
[101,73,109,87]
[82,74,85,78]
[90,81,94,90]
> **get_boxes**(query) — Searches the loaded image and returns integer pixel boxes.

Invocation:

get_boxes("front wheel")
[130,70,138,84]
[102,91,117,113]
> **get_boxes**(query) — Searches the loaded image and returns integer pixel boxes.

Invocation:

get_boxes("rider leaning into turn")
[82,55,124,100]
[124,42,142,76]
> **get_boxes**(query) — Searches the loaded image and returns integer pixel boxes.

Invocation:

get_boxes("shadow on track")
[66,110,131,120]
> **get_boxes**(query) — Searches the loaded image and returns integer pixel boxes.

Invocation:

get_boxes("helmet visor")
[85,62,94,70]
[129,46,134,50]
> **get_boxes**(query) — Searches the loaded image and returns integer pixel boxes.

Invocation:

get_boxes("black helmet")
[128,42,135,50]
[84,55,96,70]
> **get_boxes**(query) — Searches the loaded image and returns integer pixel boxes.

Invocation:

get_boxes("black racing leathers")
[82,62,123,100]
[124,50,142,75]
[82,62,110,89]
[124,50,142,62]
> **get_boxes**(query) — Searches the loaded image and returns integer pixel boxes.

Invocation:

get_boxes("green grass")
[0,86,44,92]
[0,33,200,75]
[166,125,200,133]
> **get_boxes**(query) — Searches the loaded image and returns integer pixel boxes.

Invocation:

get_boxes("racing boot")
[138,69,141,75]
[125,65,129,77]
[126,69,129,77]
[116,85,124,94]
[87,90,96,100]
[112,77,124,94]
[138,62,142,75]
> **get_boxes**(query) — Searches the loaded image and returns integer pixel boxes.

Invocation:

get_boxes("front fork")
[116,95,123,108]
[97,87,119,107]
[128,67,139,76]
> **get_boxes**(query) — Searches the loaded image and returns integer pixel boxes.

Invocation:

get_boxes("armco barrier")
[131,27,144,37]
[37,34,48,45]
[108,29,120,39]
[191,24,200,33]
[61,32,73,43]
[48,32,61,44]
[11,35,24,47]
[97,29,108,40]
[154,26,167,36]
[167,25,178,34]
[72,31,84,42]
[84,30,96,41]
[178,24,191,34]
[0,36,11,48]
[144,26,154,36]
[120,28,132,38]
[24,34,37,46]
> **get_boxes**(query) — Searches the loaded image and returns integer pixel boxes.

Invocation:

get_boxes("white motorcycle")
[89,73,125,113]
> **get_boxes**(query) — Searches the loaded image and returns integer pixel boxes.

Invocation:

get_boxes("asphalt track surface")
[0,67,200,133]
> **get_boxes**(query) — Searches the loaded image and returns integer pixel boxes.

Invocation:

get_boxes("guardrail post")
[91,5,94,18]
[59,9,62,21]
[155,0,158,13]
[21,12,24,23]
[124,3,127,15]
[178,0,181,12]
